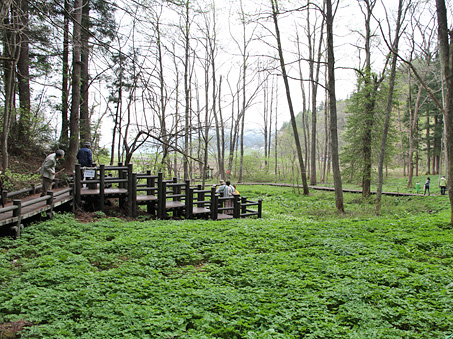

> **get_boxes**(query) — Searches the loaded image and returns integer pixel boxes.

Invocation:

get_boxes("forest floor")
[0,185,451,338]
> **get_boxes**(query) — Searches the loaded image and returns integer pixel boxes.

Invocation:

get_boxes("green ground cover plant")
[0,186,452,338]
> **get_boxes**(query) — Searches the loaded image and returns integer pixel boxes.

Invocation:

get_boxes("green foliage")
[1,168,40,192]
[341,74,399,184]
[0,187,452,338]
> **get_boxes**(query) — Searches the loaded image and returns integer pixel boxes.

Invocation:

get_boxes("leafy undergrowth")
[0,187,452,338]
[240,185,450,221]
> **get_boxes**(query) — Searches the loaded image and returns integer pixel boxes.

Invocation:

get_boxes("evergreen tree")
[341,76,398,185]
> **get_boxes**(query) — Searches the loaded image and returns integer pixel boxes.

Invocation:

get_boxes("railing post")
[184,180,191,218]
[99,164,105,212]
[185,187,193,219]
[146,170,153,214]
[12,200,22,237]
[74,164,81,209]
[233,194,240,218]
[210,186,218,220]
[258,199,262,218]
[70,183,75,212]
[31,184,36,195]
[118,162,124,189]
[173,177,179,202]
[146,170,152,196]
[130,173,137,218]
[46,191,54,218]
[118,163,126,208]
[197,184,204,202]
[1,190,7,207]
[127,164,134,216]
[212,194,219,220]
[241,196,247,215]
[157,173,165,219]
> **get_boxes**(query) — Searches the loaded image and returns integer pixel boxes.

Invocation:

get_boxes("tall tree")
[326,0,344,211]
[357,0,386,198]
[182,0,192,180]
[306,0,325,186]
[79,0,91,144]
[1,0,20,169]
[15,0,31,147]
[436,0,453,225]
[231,0,258,183]
[270,0,309,194]
[63,0,82,173]
[59,0,70,149]
[376,0,405,214]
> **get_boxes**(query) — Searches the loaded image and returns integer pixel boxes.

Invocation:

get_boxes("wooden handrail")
[0,205,18,213]
[21,195,49,208]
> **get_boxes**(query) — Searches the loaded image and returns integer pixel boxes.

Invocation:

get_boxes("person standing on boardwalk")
[217,180,234,214]
[77,141,93,167]
[40,150,64,196]
[424,177,431,196]
[440,176,447,195]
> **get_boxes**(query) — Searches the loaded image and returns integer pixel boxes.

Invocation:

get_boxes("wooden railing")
[0,187,73,237]
[73,164,263,221]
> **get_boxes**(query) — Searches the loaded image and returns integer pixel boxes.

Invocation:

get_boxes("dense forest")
[1,0,453,222]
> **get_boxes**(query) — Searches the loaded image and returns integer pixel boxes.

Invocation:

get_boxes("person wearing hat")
[40,150,64,196]
[77,141,93,168]
[216,180,234,214]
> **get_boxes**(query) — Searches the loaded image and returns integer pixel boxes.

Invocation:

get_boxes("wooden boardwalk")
[0,187,73,236]
[242,182,424,197]
[1,174,429,237]
[0,165,262,236]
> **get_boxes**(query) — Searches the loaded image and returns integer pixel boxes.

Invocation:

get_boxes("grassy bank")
[0,186,452,338]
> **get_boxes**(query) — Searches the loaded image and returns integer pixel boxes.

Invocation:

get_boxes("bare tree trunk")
[307,0,325,186]
[16,0,31,145]
[407,70,426,188]
[80,0,90,144]
[110,43,123,165]
[2,52,16,170]
[296,30,309,177]
[322,67,329,183]
[63,0,82,173]
[237,0,250,183]
[436,0,453,225]
[270,0,309,194]
[227,84,239,179]
[268,80,273,167]
[59,0,70,149]
[213,77,222,179]
[274,87,278,183]
[174,72,180,177]
[211,33,223,180]
[359,0,380,198]
[2,2,20,170]
[263,80,268,166]
[238,98,245,182]
[376,0,404,214]
[183,1,191,180]
[237,65,246,182]
[156,19,169,172]
[326,0,344,211]
[426,111,431,174]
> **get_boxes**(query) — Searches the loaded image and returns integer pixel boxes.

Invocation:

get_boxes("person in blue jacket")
[77,141,93,167]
